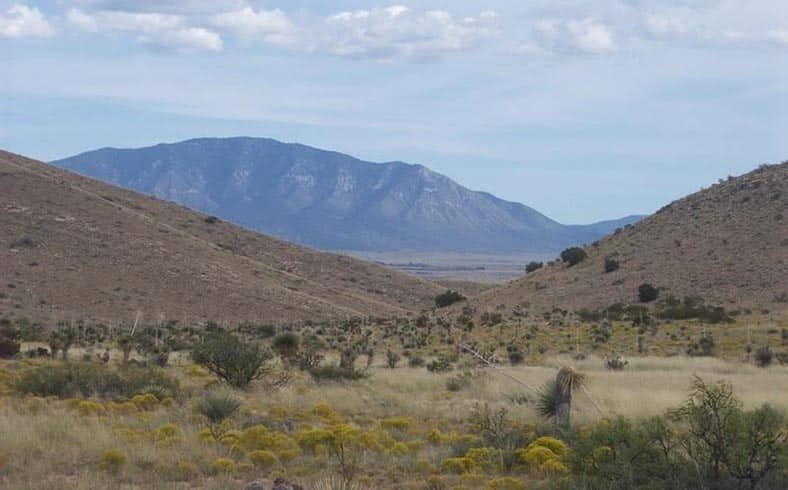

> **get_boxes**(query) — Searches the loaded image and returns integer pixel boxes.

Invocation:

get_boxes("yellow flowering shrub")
[526,436,567,457]
[155,423,181,443]
[78,400,106,416]
[248,449,280,469]
[296,427,331,453]
[487,477,526,490]
[131,393,159,411]
[381,416,413,431]
[210,457,235,474]
[99,449,127,474]
[441,457,475,475]
[109,401,138,415]
[466,447,498,472]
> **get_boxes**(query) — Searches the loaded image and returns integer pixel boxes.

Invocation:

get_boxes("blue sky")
[1,1,786,223]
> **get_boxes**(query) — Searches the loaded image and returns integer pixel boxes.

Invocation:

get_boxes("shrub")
[754,346,774,367]
[441,457,475,474]
[604,257,620,273]
[248,450,280,469]
[210,458,235,474]
[191,331,273,389]
[99,449,127,474]
[272,332,300,365]
[14,362,178,399]
[525,261,543,273]
[605,355,628,370]
[426,355,453,373]
[386,349,401,368]
[0,337,20,359]
[408,355,425,368]
[638,283,659,302]
[487,476,526,490]
[445,372,471,392]
[308,364,367,382]
[560,247,588,267]
[435,290,466,308]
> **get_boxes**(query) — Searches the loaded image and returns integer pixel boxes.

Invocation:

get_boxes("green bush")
[754,346,774,367]
[308,364,368,382]
[408,355,425,368]
[604,257,620,273]
[525,261,543,273]
[560,247,588,267]
[426,355,453,373]
[638,283,659,303]
[0,337,20,359]
[14,362,179,399]
[435,290,466,308]
[191,331,273,389]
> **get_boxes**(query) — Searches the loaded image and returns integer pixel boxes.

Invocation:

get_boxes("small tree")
[560,247,588,267]
[191,331,273,389]
[638,283,659,302]
[604,257,620,273]
[386,349,401,369]
[525,261,543,273]
[754,346,774,367]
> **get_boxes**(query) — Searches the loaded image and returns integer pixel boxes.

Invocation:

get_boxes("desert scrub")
[77,400,106,416]
[248,449,280,469]
[210,457,236,474]
[99,448,127,474]
[155,423,181,444]
[441,457,475,474]
[14,361,178,399]
[131,393,159,410]
[487,477,526,490]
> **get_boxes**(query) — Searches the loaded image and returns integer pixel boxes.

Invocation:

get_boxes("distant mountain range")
[54,137,642,253]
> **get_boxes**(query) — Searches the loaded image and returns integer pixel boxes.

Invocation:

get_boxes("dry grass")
[0,353,786,489]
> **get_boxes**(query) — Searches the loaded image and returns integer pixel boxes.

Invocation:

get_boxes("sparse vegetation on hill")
[467,161,788,315]
[0,150,441,324]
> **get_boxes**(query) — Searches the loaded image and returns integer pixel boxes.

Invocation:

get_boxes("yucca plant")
[537,367,586,428]
[197,390,241,439]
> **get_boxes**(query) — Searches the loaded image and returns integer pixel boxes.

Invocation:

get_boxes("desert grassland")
[0,353,786,490]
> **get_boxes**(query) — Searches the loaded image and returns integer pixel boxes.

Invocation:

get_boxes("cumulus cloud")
[320,5,498,61]
[66,8,222,52]
[213,7,294,45]
[0,4,55,38]
[525,18,615,55]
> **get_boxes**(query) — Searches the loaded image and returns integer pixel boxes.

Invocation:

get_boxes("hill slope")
[469,162,788,314]
[54,137,641,254]
[0,150,442,326]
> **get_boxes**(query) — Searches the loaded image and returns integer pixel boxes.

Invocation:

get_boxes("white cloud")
[66,8,222,53]
[143,27,223,53]
[528,18,615,55]
[213,7,294,45]
[320,6,497,61]
[0,4,55,38]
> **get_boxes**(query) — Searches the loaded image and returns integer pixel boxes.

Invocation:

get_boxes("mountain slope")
[54,137,641,253]
[0,150,442,325]
[469,161,788,313]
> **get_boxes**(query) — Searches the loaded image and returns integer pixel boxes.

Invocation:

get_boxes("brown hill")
[470,162,788,315]
[0,150,442,326]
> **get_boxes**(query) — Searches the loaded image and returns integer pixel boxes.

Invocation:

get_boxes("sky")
[1,1,786,223]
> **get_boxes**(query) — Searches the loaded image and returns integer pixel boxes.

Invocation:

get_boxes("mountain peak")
[54,137,641,253]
